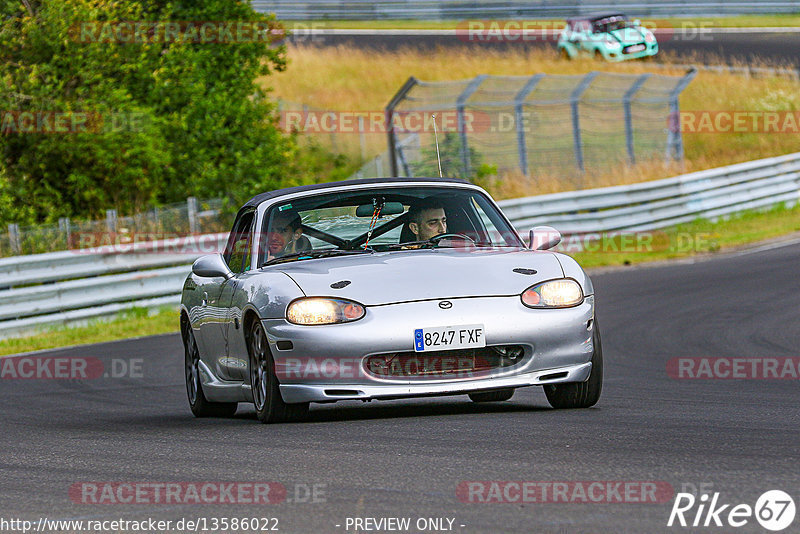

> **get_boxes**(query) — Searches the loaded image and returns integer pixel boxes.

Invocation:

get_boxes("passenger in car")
[265,209,311,261]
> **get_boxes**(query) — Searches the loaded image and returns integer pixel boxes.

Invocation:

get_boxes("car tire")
[183,327,238,418]
[560,47,571,61]
[248,320,309,424]
[469,388,515,403]
[594,49,604,61]
[544,322,603,409]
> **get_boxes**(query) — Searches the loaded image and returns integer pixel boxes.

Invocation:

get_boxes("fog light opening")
[539,371,569,381]
[324,389,361,397]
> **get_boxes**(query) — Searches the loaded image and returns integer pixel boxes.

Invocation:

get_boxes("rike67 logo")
[668,490,796,531]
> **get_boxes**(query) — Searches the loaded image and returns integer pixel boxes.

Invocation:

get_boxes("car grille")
[364,345,525,379]
[622,43,646,54]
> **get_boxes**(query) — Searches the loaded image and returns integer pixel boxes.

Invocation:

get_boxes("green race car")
[558,13,658,62]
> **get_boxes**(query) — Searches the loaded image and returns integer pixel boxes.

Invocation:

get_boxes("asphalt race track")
[289,29,800,67]
[2,239,799,533]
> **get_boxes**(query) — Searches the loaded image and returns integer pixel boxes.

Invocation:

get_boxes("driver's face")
[267,216,300,255]
[410,208,447,241]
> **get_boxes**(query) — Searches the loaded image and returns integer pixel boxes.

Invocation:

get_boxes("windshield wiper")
[471,241,519,248]
[382,240,518,250]
[264,248,373,266]
[381,240,437,250]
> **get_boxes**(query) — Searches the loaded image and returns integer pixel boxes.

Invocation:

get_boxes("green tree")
[0,0,294,225]
[410,132,496,181]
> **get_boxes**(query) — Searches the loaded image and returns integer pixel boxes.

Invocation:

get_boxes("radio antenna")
[432,113,443,178]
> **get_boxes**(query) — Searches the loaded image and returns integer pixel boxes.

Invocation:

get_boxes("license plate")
[414,324,485,352]
[627,44,645,53]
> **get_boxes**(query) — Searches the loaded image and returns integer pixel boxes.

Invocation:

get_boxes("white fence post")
[58,217,71,249]
[187,197,199,234]
[105,209,117,233]
[8,224,20,255]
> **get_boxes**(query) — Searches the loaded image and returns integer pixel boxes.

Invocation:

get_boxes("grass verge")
[2,203,798,354]
[567,202,800,268]
[0,306,179,357]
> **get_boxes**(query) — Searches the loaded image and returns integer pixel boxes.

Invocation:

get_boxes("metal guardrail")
[499,152,800,234]
[0,234,228,338]
[0,233,227,288]
[1,152,799,338]
[253,0,800,19]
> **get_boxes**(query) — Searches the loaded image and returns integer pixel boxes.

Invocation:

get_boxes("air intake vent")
[324,389,361,396]
[539,371,569,381]
[513,268,537,275]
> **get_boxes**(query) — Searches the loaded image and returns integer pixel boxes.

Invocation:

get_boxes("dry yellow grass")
[477,158,691,200]
[263,45,800,198]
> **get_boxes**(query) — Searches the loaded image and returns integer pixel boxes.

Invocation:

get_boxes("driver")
[407,198,447,241]
[264,209,310,262]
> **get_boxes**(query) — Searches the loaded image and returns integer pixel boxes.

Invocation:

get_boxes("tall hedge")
[0,0,295,224]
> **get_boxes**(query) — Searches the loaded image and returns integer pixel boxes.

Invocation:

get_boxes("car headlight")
[286,297,365,325]
[605,40,621,49]
[521,279,583,308]
[645,32,656,43]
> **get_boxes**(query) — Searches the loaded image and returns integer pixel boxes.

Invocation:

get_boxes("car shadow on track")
[231,399,553,424]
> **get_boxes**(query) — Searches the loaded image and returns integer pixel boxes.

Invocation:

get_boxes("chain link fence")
[1,198,229,258]
[385,69,695,185]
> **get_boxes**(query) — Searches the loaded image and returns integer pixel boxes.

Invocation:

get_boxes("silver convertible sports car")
[180,177,602,423]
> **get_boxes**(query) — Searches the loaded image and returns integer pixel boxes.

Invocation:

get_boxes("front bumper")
[606,42,658,61]
[279,361,592,403]
[263,295,595,403]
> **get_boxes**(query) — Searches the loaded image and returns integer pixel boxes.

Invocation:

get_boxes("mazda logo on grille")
[439,301,453,309]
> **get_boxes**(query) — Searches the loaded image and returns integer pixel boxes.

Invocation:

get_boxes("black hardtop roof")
[241,176,471,210]
[567,13,628,24]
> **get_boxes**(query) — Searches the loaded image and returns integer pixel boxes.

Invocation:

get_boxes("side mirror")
[192,254,234,279]
[529,226,562,251]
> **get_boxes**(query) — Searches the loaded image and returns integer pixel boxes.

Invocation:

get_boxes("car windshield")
[593,16,630,33]
[258,185,523,266]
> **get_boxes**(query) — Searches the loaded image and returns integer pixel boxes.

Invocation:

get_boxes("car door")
[216,216,257,382]
[574,21,591,55]
[198,209,255,381]
[581,21,599,55]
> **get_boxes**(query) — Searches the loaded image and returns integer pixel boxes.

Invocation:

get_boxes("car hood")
[607,27,647,44]
[273,248,565,306]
